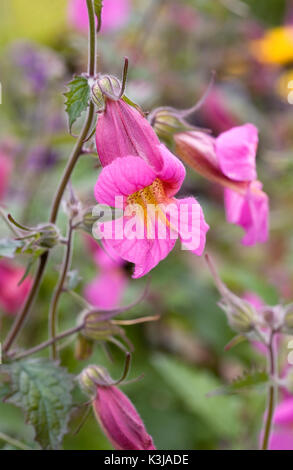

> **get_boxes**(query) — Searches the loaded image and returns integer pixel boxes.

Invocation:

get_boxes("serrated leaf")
[208,370,269,397]
[64,76,90,133]
[3,359,74,450]
[0,238,24,258]
[94,0,103,30]
[152,354,242,439]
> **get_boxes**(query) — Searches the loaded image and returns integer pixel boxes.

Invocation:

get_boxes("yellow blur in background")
[0,0,68,46]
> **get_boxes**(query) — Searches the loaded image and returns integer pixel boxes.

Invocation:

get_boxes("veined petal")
[216,124,258,182]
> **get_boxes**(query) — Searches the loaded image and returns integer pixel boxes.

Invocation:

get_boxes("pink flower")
[175,124,269,245]
[94,144,209,278]
[0,151,12,200]
[266,398,293,450]
[200,89,239,134]
[68,0,130,34]
[96,99,161,168]
[93,384,156,450]
[0,260,32,315]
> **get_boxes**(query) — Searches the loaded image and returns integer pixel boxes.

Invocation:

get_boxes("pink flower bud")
[93,385,156,450]
[0,260,32,315]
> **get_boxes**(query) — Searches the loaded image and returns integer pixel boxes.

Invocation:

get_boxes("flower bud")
[149,108,192,145]
[91,75,121,109]
[36,223,60,249]
[82,311,125,342]
[78,365,112,395]
[220,297,257,334]
[93,385,156,450]
[283,304,293,334]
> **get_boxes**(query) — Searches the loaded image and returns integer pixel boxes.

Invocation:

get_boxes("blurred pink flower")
[68,0,130,34]
[0,151,12,200]
[0,260,32,315]
[93,384,156,450]
[169,3,198,32]
[175,124,269,245]
[262,398,293,450]
[84,236,127,309]
[95,146,209,278]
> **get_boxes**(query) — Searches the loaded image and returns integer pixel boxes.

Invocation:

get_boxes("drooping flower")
[79,364,156,450]
[0,151,12,201]
[175,124,269,245]
[68,0,130,34]
[0,260,32,315]
[94,143,209,278]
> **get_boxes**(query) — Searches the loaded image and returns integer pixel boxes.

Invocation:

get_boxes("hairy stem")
[0,431,32,451]
[261,333,277,450]
[8,325,84,361]
[3,0,97,353]
[49,222,74,360]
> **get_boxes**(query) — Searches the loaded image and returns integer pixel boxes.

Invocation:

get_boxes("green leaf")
[64,76,90,133]
[3,359,74,450]
[152,354,243,439]
[0,238,24,258]
[208,370,269,397]
[94,0,103,30]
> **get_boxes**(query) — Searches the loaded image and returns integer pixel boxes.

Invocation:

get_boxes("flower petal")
[169,197,209,254]
[84,271,127,310]
[95,156,156,206]
[216,124,258,182]
[155,144,186,197]
[224,181,269,245]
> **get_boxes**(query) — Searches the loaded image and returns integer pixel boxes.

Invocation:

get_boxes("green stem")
[0,431,32,451]
[261,334,277,450]
[8,325,84,361]
[49,222,74,360]
[3,0,97,353]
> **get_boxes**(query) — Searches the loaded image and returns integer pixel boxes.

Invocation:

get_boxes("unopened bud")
[37,224,60,248]
[83,311,124,342]
[78,365,112,396]
[220,298,256,334]
[92,75,121,109]
[283,304,293,334]
[150,109,192,145]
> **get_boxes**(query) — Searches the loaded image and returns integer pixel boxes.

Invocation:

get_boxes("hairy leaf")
[64,76,90,133]
[4,359,74,450]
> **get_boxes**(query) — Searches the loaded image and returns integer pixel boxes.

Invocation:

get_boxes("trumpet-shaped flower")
[175,124,269,245]
[94,144,209,278]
